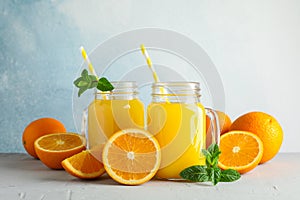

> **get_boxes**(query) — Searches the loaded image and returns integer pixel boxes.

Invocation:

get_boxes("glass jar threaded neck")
[151,82,201,103]
[95,81,138,100]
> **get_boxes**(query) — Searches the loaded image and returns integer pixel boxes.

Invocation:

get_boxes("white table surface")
[0,153,299,200]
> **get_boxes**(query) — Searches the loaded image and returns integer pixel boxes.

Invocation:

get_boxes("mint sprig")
[180,144,240,185]
[73,69,114,97]
[97,77,114,92]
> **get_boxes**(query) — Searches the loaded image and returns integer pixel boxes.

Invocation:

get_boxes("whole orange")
[218,111,232,135]
[22,118,67,158]
[206,111,232,135]
[230,111,283,163]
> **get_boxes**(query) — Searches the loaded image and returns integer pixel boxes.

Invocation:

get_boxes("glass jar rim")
[110,81,137,87]
[152,82,200,91]
[95,81,138,95]
[151,81,201,97]
[152,81,200,87]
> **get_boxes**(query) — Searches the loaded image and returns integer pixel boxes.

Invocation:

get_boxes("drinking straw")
[140,44,169,103]
[80,46,99,79]
[80,46,107,99]
[140,44,160,82]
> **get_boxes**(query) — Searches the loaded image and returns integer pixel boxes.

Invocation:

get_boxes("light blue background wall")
[1,0,300,153]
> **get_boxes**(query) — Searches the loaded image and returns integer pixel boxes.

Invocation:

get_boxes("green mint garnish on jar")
[73,69,114,97]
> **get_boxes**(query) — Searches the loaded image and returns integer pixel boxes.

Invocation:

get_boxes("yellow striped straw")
[80,46,99,80]
[140,44,160,82]
[140,44,169,103]
[80,46,107,100]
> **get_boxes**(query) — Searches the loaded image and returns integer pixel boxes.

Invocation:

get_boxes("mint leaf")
[97,77,114,91]
[202,144,221,168]
[77,80,88,87]
[208,144,221,159]
[88,75,98,88]
[81,69,89,80]
[201,149,210,158]
[74,76,89,97]
[205,154,213,167]
[180,144,240,185]
[202,149,213,167]
[78,87,88,97]
[73,77,83,86]
[74,69,114,96]
[208,167,221,185]
[220,169,241,182]
[179,165,209,182]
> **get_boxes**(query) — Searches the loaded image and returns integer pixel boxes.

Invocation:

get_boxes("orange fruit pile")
[230,111,284,163]
[23,110,283,183]
[218,131,263,174]
[22,117,161,185]
[22,118,67,158]
[34,133,86,169]
[102,128,161,185]
[217,111,284,174]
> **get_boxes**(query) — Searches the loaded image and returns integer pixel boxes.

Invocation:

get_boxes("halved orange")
[62,149,105,179]
[102,129,161,185]
[22,117,67,158]
[230,111,283,163]
[34,133,86,169]
[218,131,263,174]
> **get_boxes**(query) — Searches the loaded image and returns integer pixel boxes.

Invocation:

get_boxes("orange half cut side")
[34,133,86,169]
[218,131,263,174]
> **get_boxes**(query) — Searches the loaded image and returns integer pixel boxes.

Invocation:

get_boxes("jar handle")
[81,107,88,146]
[205,108,220,148]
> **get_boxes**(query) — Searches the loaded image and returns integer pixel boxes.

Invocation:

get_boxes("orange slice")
[218,131,263,174]
[102,128,161,185]
[34,133,86,169]
[62,150,105,179]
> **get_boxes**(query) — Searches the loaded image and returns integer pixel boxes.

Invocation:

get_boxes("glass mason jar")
[147,82,220,179]
[85,81,144,149]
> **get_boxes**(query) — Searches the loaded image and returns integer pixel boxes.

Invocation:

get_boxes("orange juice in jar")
[87,82,144,148]
[147,82,219,179]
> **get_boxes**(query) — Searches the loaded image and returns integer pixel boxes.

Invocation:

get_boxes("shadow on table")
[39,174,121,186]
[153,178,214,187]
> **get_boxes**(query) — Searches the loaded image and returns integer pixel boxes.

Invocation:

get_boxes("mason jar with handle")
[147,82,220,179]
